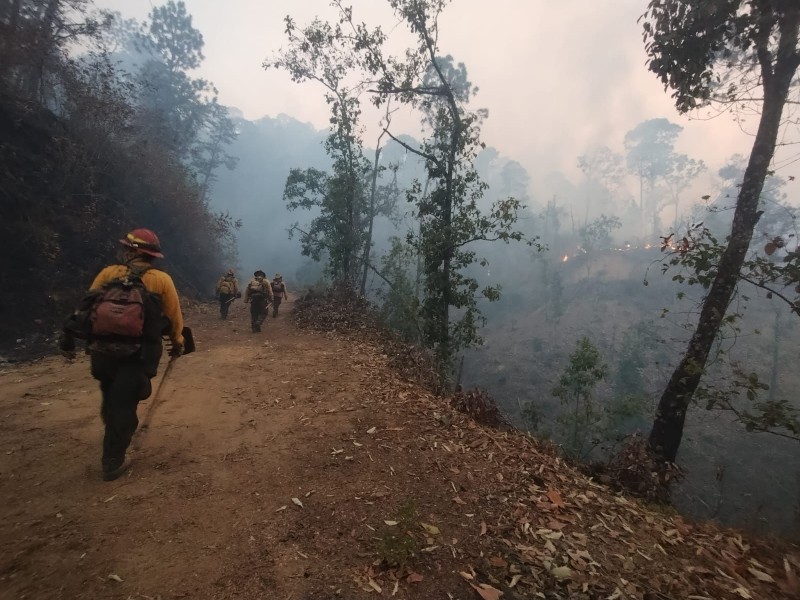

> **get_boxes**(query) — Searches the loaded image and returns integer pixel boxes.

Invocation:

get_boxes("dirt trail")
[2,299,799,600]
[0,300,438,600]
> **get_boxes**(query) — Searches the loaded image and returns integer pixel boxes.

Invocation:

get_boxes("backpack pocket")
[91,287,146,339]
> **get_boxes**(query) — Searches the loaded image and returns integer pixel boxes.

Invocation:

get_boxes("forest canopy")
[0,0,240,347]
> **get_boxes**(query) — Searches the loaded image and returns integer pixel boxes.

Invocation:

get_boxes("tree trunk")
[0,0,22,81]
[769,308,781,402]
[197,119,229,205]
[673,196,679,233]
[439,110,459,373]
[426,52,460,375]
[638,171,644,235]
[584,183,590,228]
[197,139,221,206]
[415,178,430,300]
[360,144,382,297]
[26,0,59,100]
[440,178,453,371]
[648,32,800,462]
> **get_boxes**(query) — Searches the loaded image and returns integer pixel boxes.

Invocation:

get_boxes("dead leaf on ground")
[291,497,304,508]
[551,565,572,580]
[421,522,439,535]
[407,572,424,583]
[547,489,565,508]
[470,582,503,600]
[782,558,800,594]
[748,567,775,583]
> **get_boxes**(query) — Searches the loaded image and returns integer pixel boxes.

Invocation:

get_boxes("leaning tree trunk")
[649,31,800,462]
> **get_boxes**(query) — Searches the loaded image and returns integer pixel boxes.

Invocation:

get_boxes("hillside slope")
[0,299,798,600]
[464,250,800,537]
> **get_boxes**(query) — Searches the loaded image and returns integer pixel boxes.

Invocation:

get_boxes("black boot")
[102,457,131,481]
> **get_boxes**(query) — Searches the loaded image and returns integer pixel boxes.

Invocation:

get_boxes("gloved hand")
[235,291,242,299]
[168,342,184,357]
[58,334,77,360]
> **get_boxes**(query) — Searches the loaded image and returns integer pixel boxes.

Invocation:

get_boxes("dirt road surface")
[4,299,799,600]
[0,300,471,600]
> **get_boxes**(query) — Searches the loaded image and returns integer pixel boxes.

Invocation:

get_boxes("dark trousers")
[250,295,268,331]
[90,352,154,470]
[219,293,234,319]
[272,296,282,317]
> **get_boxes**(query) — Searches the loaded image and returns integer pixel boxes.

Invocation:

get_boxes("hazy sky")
[96,0,799,198]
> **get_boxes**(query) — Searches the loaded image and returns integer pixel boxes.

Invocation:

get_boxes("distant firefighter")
[271,273,288,317]
[215,268,240,320]
[244,270,273,333]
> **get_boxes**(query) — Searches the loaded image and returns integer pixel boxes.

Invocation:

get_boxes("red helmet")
[119,228,164,258]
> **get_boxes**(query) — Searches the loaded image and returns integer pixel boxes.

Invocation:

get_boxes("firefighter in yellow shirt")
[215,269,240,320]
[244,270,273,332]
[60,228,185,481]
[271,273,288,317]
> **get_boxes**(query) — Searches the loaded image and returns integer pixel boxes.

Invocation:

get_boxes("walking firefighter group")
[57,227,285,482]
[215,268,288,332]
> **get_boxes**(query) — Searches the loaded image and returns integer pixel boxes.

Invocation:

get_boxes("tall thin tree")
[642,0,800,462]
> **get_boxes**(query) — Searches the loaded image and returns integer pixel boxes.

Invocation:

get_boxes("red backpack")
[64,265,164,357]
[91,268,149,339]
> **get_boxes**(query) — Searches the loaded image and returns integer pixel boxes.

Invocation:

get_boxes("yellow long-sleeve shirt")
[90,262,184,345]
